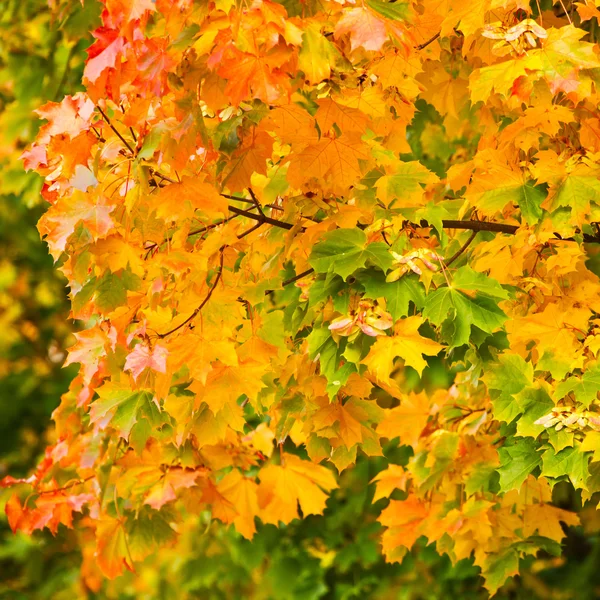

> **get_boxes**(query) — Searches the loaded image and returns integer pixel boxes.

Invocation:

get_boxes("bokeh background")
[1,1,600,598]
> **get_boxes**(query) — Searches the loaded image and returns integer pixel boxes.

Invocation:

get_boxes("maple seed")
[329,301,393,338]
[387,248,444,282]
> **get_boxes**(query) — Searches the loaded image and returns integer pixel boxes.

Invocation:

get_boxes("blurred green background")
[1,1,600,598]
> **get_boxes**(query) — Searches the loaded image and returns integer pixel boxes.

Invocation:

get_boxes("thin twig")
[446,230,477,267]
[237,221,264,239]
[220,193,256,205]
[157,249,225,338]
[96,105,135,154]
[416,31,440,51]
[247,188,265,217]
[36,475,95,495]
[265,268,314,295]
[149,168,176,184]
[144,214,240,258]
[228,205,294,230]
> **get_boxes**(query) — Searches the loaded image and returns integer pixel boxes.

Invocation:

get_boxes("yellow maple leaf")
[378,495,431,561]
[362,316,444,380]
[257,453,338,525]
[377,392,432,448]
[217,470,260,539]
[371,464,409,502]
[312,400,364,448]
[522,503,579,542]
[152,175,227,220]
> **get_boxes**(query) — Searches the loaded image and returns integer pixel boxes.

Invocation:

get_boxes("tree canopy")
[5,0,600,597]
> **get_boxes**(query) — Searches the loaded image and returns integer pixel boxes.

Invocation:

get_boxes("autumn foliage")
[6,0,600,595]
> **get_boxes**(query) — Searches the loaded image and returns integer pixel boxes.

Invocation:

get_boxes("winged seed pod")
[386,248,444,282]
[534,408,594,433]
[328,300,393,338]
[482,18,547,53]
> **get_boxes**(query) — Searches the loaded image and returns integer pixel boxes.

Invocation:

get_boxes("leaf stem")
[158,249,225,338]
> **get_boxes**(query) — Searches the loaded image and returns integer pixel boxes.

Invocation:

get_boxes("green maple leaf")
[497,438,541,492]
[514,386,554,439]
[360,269,425,320]
[481,549,519,596]
[309,229,393,280]
[555,364,600,408]
[541,445,590,490]
[423,267,507,349]
[90,383,155,438]
[484,353,533,395]
[475,181,545,226]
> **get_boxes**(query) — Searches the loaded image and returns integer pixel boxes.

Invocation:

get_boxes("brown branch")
[282,268,314,287]
[37,475,95,495]
[221,193,256,205]
[144,215,240,258]
[416,31,440,51]
[265,268,314,296]
[149,168,176,184]
[157,250,225,338]
[435,219,600,243]
[247,187,265,217]
[446,230,477,267]
[237,221,264,239]
[96,105,135,155]
[436,219,517,234]
[228,205,294,230]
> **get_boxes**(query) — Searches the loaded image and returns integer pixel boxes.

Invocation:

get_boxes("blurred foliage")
[0,0,101,470]
[0,1,600,599]
[0,0,99,595]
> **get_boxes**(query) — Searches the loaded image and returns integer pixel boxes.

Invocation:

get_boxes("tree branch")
[158,249,225,338]
[445,230,477,267]
[433,219,600,244]
[265,268,314,295]
[416,31,440,51]
[228,205,294,230]
[221,193,256,205]
[37,475,95,495]
[96,105,135,155]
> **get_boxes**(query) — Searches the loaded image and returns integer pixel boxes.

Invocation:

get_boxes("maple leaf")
[299,24,336,84]
[377,392,432,447]
[257,453,338,524]
[152,176,228,219]
[84,35,126,84]
[362,316,444,380]
[334,7,388,52]
[215,47,292,106]
[375,161,439,208]
[371,464,409,502]
[38,191,115,260]
[124,344,168,381]
[35,93,95,140]
[424,266,508,349]
[95,516,134,579]
[312,399,364,448]
[286,132,371,195]
[378,495,430,561]
[64,326,110,386]
[222,130,273,192]
[144,468,203,511]
[217,470,260,539]
[309,228,392,281]
[522,503,579,542]
[6,491,94,535]
[89,382,156,438]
